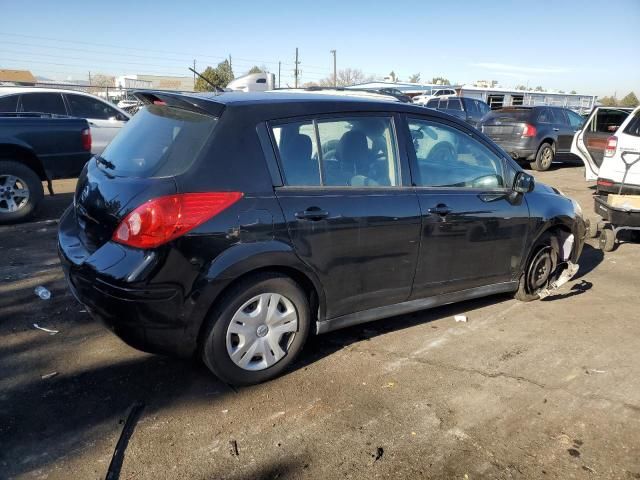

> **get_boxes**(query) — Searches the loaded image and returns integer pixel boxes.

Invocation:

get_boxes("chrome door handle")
[553,128,560,131]
[295,208,329,221]
[427,204,452,216]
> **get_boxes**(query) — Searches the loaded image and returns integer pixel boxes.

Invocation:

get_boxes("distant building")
[116,74,193,91]
[0,69,36,86]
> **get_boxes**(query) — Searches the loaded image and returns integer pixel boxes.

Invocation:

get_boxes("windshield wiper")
[95,155,115,170]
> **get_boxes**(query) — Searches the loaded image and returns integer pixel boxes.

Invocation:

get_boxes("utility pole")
[88,71,92,86]
[278,61,281,89]
[193,59,196,88]
[294,48,300,88]
[228,55,232,71]
[330,49,337,87]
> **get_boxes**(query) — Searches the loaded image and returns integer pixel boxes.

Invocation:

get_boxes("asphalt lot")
[1,165,639,480]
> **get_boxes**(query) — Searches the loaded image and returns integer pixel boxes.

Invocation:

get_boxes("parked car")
[58,91,586,385]
[412,87,457,105]
[570,107,636,188]
[0,113,91,223]
[0,87,130,155]
[425,96,490,127]
[479,106,586,171]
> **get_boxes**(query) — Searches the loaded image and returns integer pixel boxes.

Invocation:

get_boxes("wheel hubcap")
[0,174,30,213]
[542,148,553,167]
[226,293,298,371]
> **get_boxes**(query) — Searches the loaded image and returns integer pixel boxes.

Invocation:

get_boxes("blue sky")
[1,0,638,96]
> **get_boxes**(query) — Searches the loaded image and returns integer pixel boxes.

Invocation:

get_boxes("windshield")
[99,105,217,177]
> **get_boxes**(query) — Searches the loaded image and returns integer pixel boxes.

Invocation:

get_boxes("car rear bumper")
[596,179,640,196]
[486,138,537,161]
[57,207,202,358]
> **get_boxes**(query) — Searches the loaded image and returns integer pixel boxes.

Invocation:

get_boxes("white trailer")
[227,72,276,92]
[458,85,597,115]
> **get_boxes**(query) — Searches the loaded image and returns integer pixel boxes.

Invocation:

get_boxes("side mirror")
[513,171,535,193]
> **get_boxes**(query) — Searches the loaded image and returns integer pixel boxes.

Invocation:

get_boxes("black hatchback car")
[480,106,585,171]
[59,91,586,385]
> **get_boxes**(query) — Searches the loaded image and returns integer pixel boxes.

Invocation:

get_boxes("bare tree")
[409,73,421,83]
[319,68,370,87]
[90,74,115,87]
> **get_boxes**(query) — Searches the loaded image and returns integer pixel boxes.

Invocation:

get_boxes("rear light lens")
[112,192,243,249]
[521,124,537,137]
[81,128,92,151]
[604,136,617,157]
[597,179,614,187]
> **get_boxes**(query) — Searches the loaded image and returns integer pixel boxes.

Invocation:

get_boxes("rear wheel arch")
[0,143,47,181]
[539,138,556,151]
[195,264,323,354]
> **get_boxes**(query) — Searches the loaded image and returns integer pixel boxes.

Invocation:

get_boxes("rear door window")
[67,94,121,120]
[426,99,439,108]
[0,94,19,112]
[446,98,462,111]
[550,108,568,125]
[272,116,400,187]
[20,92,67,115]
[99,105,217,177]
[537,108,552,123]
[464,99,479,115]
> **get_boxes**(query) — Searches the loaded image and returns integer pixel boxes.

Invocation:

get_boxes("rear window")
[592,109,629,133]
[483,109,532,122]
[623,110,640,137]
[99,105,217,177]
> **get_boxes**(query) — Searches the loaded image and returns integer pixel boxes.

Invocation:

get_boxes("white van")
[572,106,640,194]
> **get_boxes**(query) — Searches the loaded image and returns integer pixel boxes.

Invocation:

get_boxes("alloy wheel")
[0,174,30,213]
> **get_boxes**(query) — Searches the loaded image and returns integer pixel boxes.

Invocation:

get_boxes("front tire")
[0,161,44,224]
[515,232,560,301]
[531,143,554,171]
[201,273,311,386]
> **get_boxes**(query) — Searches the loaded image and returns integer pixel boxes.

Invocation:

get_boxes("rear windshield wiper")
[95,155,115,170]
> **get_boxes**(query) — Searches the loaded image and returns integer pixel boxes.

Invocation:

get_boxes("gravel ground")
[1,164,639,480]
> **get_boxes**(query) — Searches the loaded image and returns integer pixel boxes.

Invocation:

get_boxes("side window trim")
[404,114,511,191]
[268,112,408,189]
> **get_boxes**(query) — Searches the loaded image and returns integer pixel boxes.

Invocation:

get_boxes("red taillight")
[112,192,243,249]
[597,179,614,187]
[521,124,537,137]
[604,136,618,157]
[81,128,92,151]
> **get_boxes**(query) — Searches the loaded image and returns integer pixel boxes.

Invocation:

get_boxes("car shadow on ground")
[0,235,606,478]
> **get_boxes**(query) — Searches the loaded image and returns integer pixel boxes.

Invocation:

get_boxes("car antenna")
[188,67,223,95]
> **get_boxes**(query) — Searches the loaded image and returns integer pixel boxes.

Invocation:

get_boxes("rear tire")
[531,143,554,171]
[201,273,310,386]
[515,232,560,301]
[0,161,44,224]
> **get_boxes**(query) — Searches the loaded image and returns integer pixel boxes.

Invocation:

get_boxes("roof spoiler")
[132,90,224,117]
